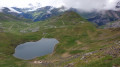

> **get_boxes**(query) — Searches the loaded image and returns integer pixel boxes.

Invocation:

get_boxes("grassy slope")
[0,11,120,67]
[0,13,43,67]
[24,12,120,67]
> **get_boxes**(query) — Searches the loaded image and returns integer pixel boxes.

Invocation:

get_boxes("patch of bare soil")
[62,53,71,58]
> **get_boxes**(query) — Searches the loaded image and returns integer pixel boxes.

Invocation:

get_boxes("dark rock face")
[116,2,120,8]
[88,10,120,26]
[86,1,120,26]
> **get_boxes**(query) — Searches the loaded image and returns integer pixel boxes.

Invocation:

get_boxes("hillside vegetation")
[0,11,120,67]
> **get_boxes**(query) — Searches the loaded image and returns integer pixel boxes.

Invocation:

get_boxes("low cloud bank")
[62,0,119,12]
[0,0,120,12]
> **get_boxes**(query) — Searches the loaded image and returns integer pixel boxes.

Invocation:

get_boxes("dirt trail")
[9,24,14,31]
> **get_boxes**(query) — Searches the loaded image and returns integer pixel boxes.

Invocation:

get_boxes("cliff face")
[88,10,120,26]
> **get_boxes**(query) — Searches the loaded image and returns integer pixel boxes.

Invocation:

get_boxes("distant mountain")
[116,1,120,8]
[0,10,30,22]
[12,6,66,22]
[0,7,21,16]
[60,8,120,26]
[0,7,21,13]
[67,7,120,26]
[1,6,120,27]
[0,13,23,22]
[43,11,88,26]
[0,7,26,21]
[86,10,120,26]
[78,2,120,26]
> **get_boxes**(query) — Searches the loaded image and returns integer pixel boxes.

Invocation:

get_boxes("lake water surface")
[13,38,59,60]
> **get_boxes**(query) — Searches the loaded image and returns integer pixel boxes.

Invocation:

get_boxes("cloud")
[0,0,64,8]
[0,0,119,12]
[62,0,119,12]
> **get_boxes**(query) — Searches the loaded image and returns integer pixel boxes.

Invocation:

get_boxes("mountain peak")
[0,7,21,13]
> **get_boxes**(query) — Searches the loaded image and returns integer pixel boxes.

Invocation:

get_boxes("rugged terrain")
[0,11,120,67]
[87,10,120,26]
[2,6,120,27]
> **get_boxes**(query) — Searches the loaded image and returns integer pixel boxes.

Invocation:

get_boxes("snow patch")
[8,7,21,13]
[0,7,21,13]
[47,11,52,14]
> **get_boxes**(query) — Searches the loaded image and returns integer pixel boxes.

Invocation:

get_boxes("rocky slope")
[87,10,120,26]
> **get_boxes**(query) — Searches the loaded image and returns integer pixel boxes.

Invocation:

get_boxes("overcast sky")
[0,0,64,8]
[0,0,119,11]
